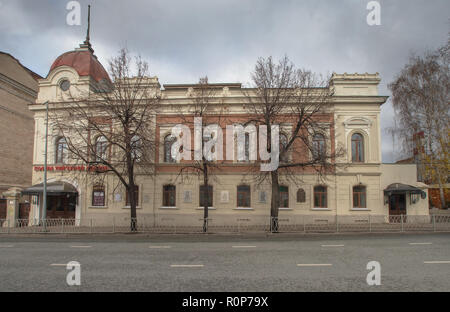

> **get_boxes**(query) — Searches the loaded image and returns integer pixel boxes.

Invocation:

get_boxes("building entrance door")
[46,194,76,219]
[0,199,6,219]
[389,194,406,215]
[389,194,406,222]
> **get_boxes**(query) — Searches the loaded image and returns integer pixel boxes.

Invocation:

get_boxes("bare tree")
[388,40,449,209]
[172,76,224,232]
[244,56,344,232]
[51,48,161,231]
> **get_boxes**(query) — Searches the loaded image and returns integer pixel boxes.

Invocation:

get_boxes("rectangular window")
[237,185,251,207]
[163,185,176,207]
[92,185,105,206]
[353,186,366,208]
[314,186,327,208]
[279,186,289,208]
[199,185,213,207]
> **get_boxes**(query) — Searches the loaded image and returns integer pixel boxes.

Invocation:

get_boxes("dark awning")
[22,181,78,195]
[384,183,424,196]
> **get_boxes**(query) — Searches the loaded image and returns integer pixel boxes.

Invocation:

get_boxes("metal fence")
[1,214,450,234]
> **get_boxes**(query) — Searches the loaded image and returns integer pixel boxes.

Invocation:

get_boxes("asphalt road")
[0,232,449,291]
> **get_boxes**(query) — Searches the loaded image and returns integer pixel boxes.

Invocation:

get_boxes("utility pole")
[42,101,49,230]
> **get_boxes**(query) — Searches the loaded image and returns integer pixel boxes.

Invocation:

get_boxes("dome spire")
[79,5,94,53]
[85,5,91,45]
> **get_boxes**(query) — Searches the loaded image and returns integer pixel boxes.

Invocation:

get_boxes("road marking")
[149,246,172,249]
[170,264,204,268]
[50,263,80,267]
[70,245,92,248]
[50,263,80,266]
[0,245,13,248]
[321,244,344,247]
[424,261,450,264]
[232,245,257,248]
[409,242,432,245]
[297,263,333,267]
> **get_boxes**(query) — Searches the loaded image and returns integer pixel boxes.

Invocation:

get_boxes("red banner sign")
[34,165,108,172]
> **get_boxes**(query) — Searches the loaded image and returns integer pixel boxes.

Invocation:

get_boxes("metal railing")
[1,214,450,234]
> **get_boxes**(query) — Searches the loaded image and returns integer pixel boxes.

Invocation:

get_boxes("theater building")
[20,38,429,227]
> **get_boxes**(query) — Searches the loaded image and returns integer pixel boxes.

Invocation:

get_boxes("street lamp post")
[42,101,49,230]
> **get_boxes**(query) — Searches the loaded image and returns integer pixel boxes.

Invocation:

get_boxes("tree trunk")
[128,184,138,232]
[437,172,446,209]
[203,165,209,233]
[127,162,137,232]
[433,164,446,209]
[270,170,280,232]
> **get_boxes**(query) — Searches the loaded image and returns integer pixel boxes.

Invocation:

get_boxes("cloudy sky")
[1,0,448,162]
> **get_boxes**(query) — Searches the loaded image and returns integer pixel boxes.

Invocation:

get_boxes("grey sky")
[1,0,448,162]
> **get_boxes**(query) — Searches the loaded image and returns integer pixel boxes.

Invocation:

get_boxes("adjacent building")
[0,52,41,220]
[0,52,41,194]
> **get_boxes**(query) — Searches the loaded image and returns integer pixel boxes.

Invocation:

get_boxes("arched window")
[312,133,325,159]
[235,131,250,162]
[244,133,250,161]
[95,136,108,161]
[237,185,251,207]
[199,185,213,207]
[353,185,367,208]
[55,137,67,164]
[131,135,142,161]
[296,188,306,203]
[164,134,176,163]
[279,133,288,162]
[233,124,257,162]
[92,185,105,207]
[279,185,289,208]
[314,185,327,208]
[351,133,364,162]
[163,185,176,207]
[203,131,216,158]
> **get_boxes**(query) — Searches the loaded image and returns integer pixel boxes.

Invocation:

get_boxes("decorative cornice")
[0,72,37,98]
[331,72,381,82]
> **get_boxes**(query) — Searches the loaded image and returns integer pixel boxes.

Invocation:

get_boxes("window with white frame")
[163,185,176,207]
[312,133,326,159]
[55,137,68,164]
[314,185,327,208]
[351,133,364,162]
[95,135,108,162]
[164,134,176,163]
